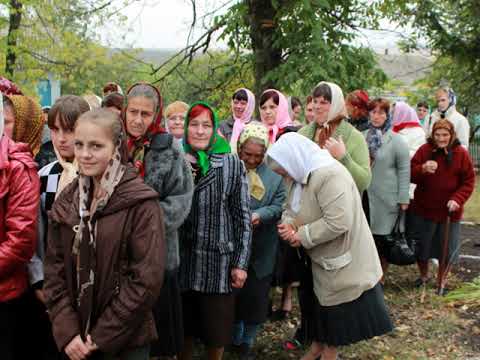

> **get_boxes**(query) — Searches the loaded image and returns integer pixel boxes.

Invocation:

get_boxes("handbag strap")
[393,210,406,234]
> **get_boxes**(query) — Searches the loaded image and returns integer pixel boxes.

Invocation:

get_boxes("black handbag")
[384,211,416,266]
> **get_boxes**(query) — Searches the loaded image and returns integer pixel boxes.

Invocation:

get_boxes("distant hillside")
[376,52,434,85]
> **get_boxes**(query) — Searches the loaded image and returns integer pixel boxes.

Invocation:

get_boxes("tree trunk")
[246,0,283,99]
[6,0,23,77]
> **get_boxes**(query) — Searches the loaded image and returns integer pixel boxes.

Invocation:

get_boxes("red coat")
[411,142,475,222]
[0,135,40,302]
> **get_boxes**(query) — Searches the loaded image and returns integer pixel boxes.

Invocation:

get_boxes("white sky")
[105,0,410,53]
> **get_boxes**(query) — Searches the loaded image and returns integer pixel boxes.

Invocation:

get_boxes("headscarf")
[0,93,4,139]
[266,132,335,213]
[428,119,460,163]
[392,101,421,132]
[0,77,23,96]
[72,133,127,337]
[366,111,392,162]
[261,89,292,144]
[314,81,348,147]
[437,87,457,118]
[230,88,255,152]
[183,101,231,176]
[7,95,43,156]
[124,82,166,177]
[54,145,79,199]
[238,122,269,200]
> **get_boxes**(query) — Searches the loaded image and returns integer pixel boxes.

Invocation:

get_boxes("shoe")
[269,309,289,321]
[437,287,450,296]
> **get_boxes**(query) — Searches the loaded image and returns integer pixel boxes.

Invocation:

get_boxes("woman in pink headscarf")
[218,88,256,153]
[259,89,293,144]
[392,101,426,159]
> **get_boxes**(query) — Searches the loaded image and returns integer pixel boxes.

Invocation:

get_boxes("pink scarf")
[230,88,255,149]
[261,89,292,144]
[392,101,421,126]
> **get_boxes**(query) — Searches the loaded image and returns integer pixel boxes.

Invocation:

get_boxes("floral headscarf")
[183,101,231,176]
[0,77,23,96]
[124,82,166,177]
[6,95,43,156]
[260,89,292,144]
[238,122,270,200]
[72,134,127,337]
[438,87,457,118]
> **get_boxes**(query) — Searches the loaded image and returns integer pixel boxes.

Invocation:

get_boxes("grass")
[219,266,480,360]
[464,176,480,223]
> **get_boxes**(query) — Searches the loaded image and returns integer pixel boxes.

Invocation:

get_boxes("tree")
[380,0,480,114]
[0,0,142,95]
[153,0,387,100]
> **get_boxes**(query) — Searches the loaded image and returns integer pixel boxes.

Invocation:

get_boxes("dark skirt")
[150,270,184,356]
[235,268,272,325]
[182,291,235,348]
[302,260,393,347]
[272,241,303,286]
[409,213,461,263]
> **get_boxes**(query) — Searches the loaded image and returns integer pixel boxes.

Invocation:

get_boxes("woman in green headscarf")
[179,102,252,360]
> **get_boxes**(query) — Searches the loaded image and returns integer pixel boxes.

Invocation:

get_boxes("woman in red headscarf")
[346,90,370,132]
[123,83,194,359]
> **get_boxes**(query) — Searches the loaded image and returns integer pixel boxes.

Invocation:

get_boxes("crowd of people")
[0,76,476,360]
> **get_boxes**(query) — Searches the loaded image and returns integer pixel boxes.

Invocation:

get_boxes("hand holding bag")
[384,210,416,266]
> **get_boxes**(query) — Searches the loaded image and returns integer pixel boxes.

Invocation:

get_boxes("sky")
[107,0,410,53]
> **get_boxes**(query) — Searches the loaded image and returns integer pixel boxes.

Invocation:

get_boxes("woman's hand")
[422,160,438,174]
[231,268,248,288]
[399,203,409,211]
[447,200,460,212]
[324,136,346,160]
[65,335,91,360]
[289,232,302,248]
[277,223,296,242]
[251,213,261,227]
[86,335,98,352]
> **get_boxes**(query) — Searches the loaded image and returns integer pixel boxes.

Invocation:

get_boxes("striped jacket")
[179,154,252,294]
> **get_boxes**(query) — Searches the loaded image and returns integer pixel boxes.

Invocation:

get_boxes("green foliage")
[380,0,480,114]
[156,51,254,120]
[444,277,480,304]
[0,0,142,96]
[183,0,388,101]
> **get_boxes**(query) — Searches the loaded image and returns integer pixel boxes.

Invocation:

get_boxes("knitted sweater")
[410,143,475,223]
[298,120,371,193]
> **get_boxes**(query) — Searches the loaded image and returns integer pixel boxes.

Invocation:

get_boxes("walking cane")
[437,214,451,296]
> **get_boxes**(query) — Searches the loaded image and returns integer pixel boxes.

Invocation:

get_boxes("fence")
[469,139,480,169]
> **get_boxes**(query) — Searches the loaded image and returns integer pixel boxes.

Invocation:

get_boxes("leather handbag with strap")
[384,210,416,266]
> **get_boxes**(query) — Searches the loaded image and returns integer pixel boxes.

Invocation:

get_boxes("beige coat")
[292,162,382,307]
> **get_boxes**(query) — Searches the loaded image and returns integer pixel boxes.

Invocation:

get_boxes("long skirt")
[272,242,303,286]
[150,269,184,356]
[409,213,461,263]
[302,259,393,347]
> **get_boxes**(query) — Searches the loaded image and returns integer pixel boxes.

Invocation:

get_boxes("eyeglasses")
[168,115,185,122]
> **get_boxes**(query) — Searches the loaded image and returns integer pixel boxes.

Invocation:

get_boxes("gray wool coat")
[363,129,410,235]
[144,133,194,271]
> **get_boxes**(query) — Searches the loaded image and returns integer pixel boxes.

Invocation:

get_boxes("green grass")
[463,176,480,223]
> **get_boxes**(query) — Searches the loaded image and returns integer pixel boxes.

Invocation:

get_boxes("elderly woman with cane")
[410,119,475,293]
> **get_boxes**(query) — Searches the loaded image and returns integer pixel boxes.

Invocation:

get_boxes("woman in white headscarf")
[298,82,371,193]
[267,133,393,360]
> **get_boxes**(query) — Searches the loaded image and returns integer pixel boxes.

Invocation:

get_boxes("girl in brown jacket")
[44,109,166,360]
